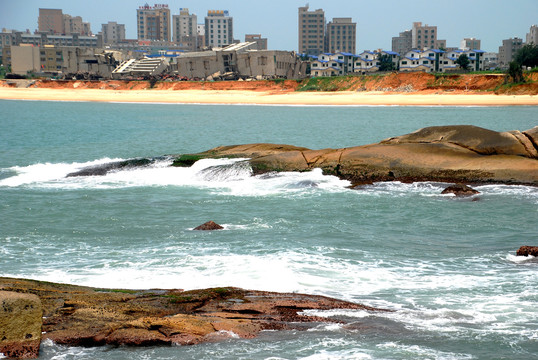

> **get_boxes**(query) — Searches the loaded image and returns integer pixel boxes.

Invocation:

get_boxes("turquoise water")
[1,100,537,359]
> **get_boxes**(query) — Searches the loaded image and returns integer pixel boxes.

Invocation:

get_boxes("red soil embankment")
[2,72,537,94]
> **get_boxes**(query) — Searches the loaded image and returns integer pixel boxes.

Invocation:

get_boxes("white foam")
[0,158,350,195]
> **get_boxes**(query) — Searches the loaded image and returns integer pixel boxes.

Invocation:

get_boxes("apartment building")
[38,9,63,34]
[498,37,523,68]
[63,14,91,36]
[101,22,126,45]
[205,10,234,47]
[392,30,412,55]
[460,38,481,50]
[526,25,538,45]
[173,8,198,50]
[1,32,102,49]
[137,4,171,41]
[245,34,268,50]
[326,18,356,54]
[298,5,325,56]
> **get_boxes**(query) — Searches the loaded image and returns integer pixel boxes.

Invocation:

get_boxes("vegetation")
[378,54,396,72]
[507,61,524,83]
[514,44,538,69]
[455,54,470,71]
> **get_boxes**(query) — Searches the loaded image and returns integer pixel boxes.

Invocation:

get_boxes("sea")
[0,100,537,360]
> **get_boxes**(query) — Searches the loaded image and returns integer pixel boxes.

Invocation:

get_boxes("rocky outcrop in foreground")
[172,125,538,186]
[516,246,538,257]
[0,278,383,358]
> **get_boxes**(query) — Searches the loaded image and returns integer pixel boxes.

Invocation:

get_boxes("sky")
[1,0,537,52]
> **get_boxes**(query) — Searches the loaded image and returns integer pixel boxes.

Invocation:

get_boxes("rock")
[0,291,43,359]
[516,246,538,257]
[193,221,224,231]
[441,184,480,196]
[0,278,386,351]
[174,126,538,186]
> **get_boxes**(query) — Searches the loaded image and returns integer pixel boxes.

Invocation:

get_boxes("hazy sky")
[1,0,537,52]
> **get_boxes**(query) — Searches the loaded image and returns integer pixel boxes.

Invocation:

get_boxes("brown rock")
[194,221,224,230]
[181,126,538,186]
[0,278,386,351]
[516,246,538,257]
[0,291,43,359]
[441,184,480,196]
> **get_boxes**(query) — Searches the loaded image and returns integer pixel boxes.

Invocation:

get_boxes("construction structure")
[326,18,356,54]
[298,5,325,55]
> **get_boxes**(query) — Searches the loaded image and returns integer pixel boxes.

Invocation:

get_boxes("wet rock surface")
[0,278,385,352]
[516,246,538,257]
[193,221,224,230]
[441,184,480,196]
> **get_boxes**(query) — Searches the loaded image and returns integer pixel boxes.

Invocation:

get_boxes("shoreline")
[1,87,538,106]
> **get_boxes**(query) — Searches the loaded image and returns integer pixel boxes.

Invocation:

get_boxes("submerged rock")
[0,291,43,359]
[193,221,224,230]
[516,246,538,257]
[441,184,480,196]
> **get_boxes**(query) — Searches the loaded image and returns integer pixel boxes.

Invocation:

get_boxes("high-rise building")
[498,37,523,67]
[326,18,356,54]
[101,22,125,44]
[137,4,171,41]
[204,10,233,47]
[298,5,325,55]
[392,30,412,55]
[245,34,268,50]
[411,22,446,50]
[526,25,538,45]
[460,38,481,50]
[173,8,197,47]
[38,9,64,35]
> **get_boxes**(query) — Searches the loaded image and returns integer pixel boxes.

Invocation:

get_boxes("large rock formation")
[516,246,538,257]
[0,278,384,351]
[173,126,538,186]
[0,291,43,359]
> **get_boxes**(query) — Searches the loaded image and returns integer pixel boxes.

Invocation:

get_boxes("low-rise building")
[498,37,523,68]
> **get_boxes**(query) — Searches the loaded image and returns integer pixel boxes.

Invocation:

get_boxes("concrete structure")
[498,37,523,68]
[392,30,412,56]
[173,8,198,51]
[298,5,325,56]
[63,14,91,36]
[165,43,306,80]
[6,45,40,75]
[137,4,171,41]
[526,25,538,45]
[113,57,169,77]
[101,22,126,45]
[245,34,268,50]
[205,10,234,48]
[460,38,481,50]
[38,9,63,34]
[326,18,356,54]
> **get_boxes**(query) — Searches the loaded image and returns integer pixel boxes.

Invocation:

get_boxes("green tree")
[378,54,395,71]
[455,54,470,71]
[514,44,538,68]
[507,61,524,83]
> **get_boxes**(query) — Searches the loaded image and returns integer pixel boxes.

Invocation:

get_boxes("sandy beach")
[1,87,538,106]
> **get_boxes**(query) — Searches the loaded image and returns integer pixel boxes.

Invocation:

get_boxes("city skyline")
[1,0,537,52]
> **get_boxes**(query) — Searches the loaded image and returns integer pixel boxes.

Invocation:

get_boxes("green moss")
[172,154,203,167]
